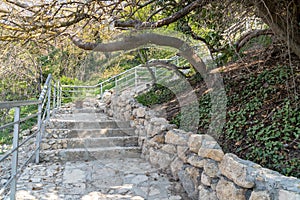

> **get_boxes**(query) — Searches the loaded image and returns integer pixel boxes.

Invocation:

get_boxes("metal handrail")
[60,64,173,103]
[0,100,40,109]
[0,74,62,200]
[0,65,160,199]
[0,56,189,199]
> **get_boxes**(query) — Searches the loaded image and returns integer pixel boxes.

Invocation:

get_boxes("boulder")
[216,178,246,200]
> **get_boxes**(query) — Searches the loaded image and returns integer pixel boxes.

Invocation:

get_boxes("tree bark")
[70,33,208,77]
[236,29,274,52]
[144,60,187,78]
[252,0,300,58]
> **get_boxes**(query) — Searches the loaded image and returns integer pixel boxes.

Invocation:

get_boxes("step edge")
[42,146,141,152]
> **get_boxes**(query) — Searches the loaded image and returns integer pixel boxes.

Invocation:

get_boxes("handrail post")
[57,81,61,107]
[35,103,42,163]
[115,77,118,95]
[100,83,103,99]
[53,81,56,115]
[10,107,20,200]
[46,83,51,121]
[59,86,62,107]
[56,81,59,107]
[135,67,137,91]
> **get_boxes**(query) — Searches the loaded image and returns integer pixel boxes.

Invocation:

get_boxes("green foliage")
[0,72,41,101]
[244,102,299,176]
[147,64,299,178]
[168,74,210,132]
[0,104,38,148]
[188,72,203,85]
[60,76,82,103]
[135,83,176,106]
[60,76,78,85]
[171,94,211,132]
[223,66,299,178]
[240,35,273,54]
[38,46,86,80]
[215,45,236,65]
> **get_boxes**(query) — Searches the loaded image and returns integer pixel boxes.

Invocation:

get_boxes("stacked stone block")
[105,90,300,200]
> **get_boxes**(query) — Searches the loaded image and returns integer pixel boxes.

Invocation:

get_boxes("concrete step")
[55,108,103,114]
[72,108,103,113]
[40,147,141,162]
[42,136,138,149]
[45,128,136,139]
[53,113,109,121]
[48,120,131,129]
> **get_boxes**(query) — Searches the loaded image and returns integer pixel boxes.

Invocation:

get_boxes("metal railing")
[0,52,211,199]
[61,64,172,102]
[0,64,174,199]
[0,74,61,200]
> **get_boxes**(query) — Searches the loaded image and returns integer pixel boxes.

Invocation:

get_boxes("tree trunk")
[253,0,300,58]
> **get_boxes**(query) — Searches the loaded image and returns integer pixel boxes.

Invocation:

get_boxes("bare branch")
[146,60,187,78]
[236,29,274,52]
[114,0,210,29]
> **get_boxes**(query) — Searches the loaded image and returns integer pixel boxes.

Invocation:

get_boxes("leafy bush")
[135,83,176,106]
[0,104,38,147]
[60,76,81,103]
[171,94,211,132]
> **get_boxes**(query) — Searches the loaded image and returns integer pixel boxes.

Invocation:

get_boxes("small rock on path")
[15,158,186,200]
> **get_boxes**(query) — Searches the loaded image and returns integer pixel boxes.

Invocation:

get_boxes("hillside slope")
[136,43,300,178]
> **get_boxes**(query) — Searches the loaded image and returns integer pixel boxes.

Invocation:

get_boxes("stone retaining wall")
[104,90,300,200]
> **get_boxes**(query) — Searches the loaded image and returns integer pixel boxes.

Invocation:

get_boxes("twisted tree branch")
[70,33,208,78]
[114,0,209,29]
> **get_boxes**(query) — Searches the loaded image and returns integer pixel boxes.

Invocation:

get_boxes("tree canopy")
[0,0,299,58]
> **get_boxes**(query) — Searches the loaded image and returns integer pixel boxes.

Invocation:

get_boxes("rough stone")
[219,153,255,188]
[178,166,198,200]
[198,185,218,200]
[1,179,7,185]
[149,148,173,169]
[22,129,30,136]
[216,178,246,200]
[147,117,169,137]
[278,190,300,200]
[63,168,86,184]
[188,134,203,153]
[177,146,189,163]
[48,140,56,145]
[201,172,212,186]
[196,135,224,161]
[124,110,131,120]
[125,104,131,111]
[41,143,51,150]
[249,191,271,200]
[28,89,300,200]
[149,135,165,144]
[102,91,112,104]
[131,175,148,185]
[161,144,177,154]
[187,154,205,168]
[186,166,201,188]
[198,147,224,162]
[170,157,184,181]
[136,107,146,118]
[165,129,190,146]
[203,159,219,178]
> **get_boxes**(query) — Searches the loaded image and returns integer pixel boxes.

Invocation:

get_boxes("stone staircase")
[40,98,141,162]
